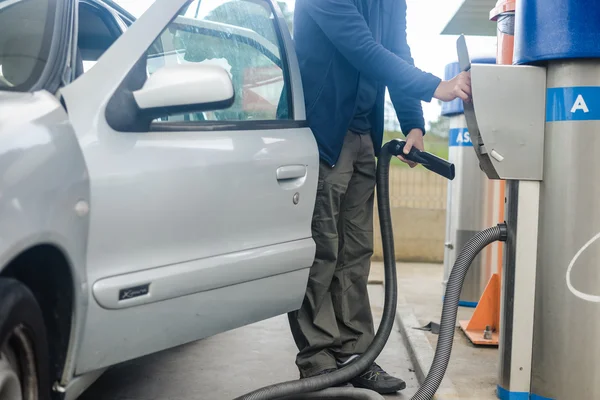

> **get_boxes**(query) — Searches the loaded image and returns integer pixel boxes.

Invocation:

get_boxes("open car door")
[61,0,318,374]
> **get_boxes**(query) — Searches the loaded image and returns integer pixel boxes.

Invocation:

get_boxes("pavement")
[79,284,420,400]
[79,262,498,400]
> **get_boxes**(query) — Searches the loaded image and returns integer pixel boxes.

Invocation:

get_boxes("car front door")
[61,0,318,374]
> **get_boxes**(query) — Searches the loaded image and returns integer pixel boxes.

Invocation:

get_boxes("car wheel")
[0,278,51,400]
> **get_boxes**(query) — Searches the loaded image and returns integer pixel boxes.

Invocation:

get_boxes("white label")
[571,94,590,113]
[566,232,600,303]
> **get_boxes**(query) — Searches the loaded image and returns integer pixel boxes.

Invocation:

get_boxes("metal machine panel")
[530,60,600,400]
[467,63,546,181]
[498,180,540,396]
[457,35,546,182]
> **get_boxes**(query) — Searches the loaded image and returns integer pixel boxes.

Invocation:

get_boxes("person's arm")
[301,0,441,101]
[387,0,427,137]
[382,1,426,167]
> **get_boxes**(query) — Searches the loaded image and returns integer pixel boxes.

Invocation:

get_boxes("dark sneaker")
[349,362,406,394]
[303,368,350,387]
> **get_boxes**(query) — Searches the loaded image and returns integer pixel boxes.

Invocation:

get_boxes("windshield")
[0,0,56,91]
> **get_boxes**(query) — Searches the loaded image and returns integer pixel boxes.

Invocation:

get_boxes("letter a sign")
[571,94,590,113]
[546,87,600,122]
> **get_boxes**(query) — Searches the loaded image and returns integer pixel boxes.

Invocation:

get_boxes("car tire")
[0,278,51,400]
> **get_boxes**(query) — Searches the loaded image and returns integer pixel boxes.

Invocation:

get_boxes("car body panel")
[0,89,91,387]
[78,268,309,372]
[1,0,317,393]
[59,0,317,376]
[92,232,315,310]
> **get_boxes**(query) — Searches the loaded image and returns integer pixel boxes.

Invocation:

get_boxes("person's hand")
[434,71,471,102]
[398,129,424,168]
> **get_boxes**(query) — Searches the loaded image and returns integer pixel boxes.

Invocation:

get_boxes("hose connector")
[385,139,456,181]
[497,223,509,242]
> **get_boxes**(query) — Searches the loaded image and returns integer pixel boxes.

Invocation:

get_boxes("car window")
[77,2,125,75]
[0,0,56,91]
[147,0,291,122]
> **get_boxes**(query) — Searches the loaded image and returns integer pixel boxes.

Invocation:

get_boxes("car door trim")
[91,238,315,309]
[270,0,296,119]
[150,119,309,132]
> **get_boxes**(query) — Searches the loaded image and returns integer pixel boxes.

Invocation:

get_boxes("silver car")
[0,0,318,398]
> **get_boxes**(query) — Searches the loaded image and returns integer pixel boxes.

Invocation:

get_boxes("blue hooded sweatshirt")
[293,0,442,166]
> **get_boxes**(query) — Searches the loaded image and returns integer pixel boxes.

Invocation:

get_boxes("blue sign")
[547,87,600,122]
[449,128,472,147]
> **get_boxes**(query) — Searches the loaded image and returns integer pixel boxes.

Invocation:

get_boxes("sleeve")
[387,0,436,136]
[302,0,442,102]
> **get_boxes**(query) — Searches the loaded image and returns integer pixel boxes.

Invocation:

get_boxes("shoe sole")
[350,380,407,394]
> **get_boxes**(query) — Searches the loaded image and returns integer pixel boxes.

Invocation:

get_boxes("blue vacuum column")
[441,58,495,308]
[515,1,600,399]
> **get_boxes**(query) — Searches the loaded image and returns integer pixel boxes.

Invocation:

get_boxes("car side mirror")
[132,64,235,119]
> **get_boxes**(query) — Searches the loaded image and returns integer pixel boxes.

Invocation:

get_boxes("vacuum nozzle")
[386,139,456,180]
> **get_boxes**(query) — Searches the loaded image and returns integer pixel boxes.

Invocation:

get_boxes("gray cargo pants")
[288,130,376,378]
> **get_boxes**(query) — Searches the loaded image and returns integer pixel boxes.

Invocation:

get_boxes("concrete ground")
[78,262,499,400]
[79,285,420,400]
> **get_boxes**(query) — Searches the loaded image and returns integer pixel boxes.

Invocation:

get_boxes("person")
[287,0,471,394]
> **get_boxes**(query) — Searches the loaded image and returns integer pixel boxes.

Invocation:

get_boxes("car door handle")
[276,165,307,180]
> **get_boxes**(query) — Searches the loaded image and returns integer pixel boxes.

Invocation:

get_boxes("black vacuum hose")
[411,224,507,399]
[234,140,506,400]
[234,142,401,400]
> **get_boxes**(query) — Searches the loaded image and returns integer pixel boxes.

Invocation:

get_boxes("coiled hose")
[234,139,507,400]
